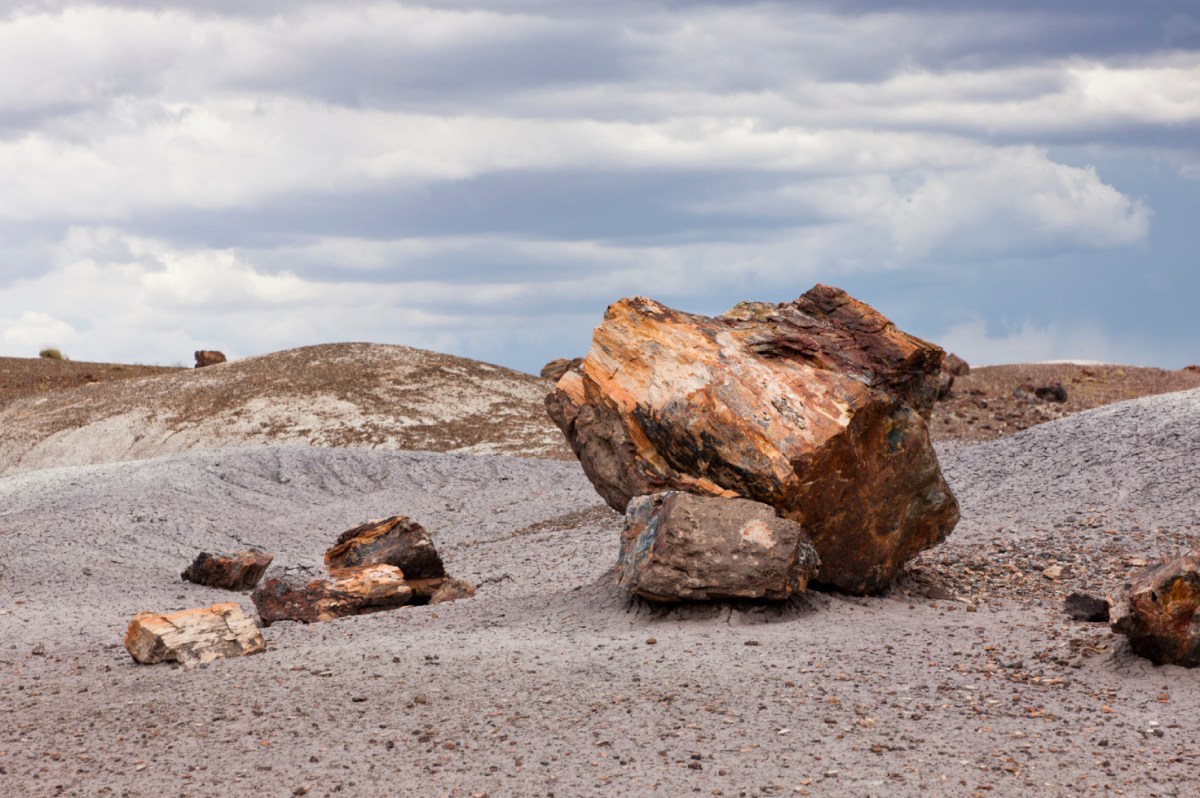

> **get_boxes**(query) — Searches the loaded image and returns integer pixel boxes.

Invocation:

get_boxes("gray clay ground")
[2,391,1199,797]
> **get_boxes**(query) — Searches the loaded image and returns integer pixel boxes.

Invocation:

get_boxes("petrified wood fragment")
[618,492,819,602]
[182,550,273,591]
[546,284,959,594]
[251,565,413,626]
[325,515,446,580]
[125,603,265,666]
[1111,553,1200,667]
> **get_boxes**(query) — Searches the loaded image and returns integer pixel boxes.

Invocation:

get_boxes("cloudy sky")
[1,0,1198,372]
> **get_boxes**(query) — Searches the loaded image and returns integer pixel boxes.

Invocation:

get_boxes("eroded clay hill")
[0,343,571,474]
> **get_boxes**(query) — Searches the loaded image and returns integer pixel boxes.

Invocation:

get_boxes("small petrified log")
[618,491,819,602]
[325,515,446,580]
[194,350,227,368]
[1065,591,1111,622]
[546,284,959,594]
[125,603,265,666]
[540,357,584,382]
[1111,553,1200,667]
[182,550,273,591]
[251,565,413,626]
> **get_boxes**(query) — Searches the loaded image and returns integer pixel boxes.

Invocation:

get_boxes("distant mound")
[0,343,570,474]
[940,386,1200,537]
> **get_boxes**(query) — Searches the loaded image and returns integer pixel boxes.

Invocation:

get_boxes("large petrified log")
[251,565,414,626]
[182,550,273,591]
[619,491,819,602]
[325,515,446,580]
[546,284,959,595]
[125,603,265,666]
[1110,553,1200,667]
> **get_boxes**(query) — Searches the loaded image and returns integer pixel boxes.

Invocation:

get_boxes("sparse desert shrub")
[39,347,66,360]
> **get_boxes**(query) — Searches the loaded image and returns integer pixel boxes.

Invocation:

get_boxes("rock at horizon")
[547,283,960,595]
[618,491,819,602]
[540,357,584,382]
[194,350,227,368]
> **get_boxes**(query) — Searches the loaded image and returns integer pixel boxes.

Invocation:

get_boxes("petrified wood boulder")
[182,550,273,591]
[325,515,446,580]
[546,284,959,594]
[1111,553,1200,667]
[251,565,414,626]
[194,350,227,368]
[125,603,265,666]
[619,491,819,602]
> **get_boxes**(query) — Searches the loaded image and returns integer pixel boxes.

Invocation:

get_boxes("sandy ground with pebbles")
[1,387,1198,797]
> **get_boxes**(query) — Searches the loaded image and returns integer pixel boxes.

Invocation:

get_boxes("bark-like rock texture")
[124,603,265,666]
[618,491,819,602]
[547,284,959,594]
[251,565,413,626]
[181,550,273,591]
[324,515,446,580]
[1111,553,1200,667]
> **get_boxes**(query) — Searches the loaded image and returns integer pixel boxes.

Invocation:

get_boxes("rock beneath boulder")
[325,515,446,580]
[194,350,227,368]
[125,603,265,666]
[944,353,970,376]
[429,577,477,605]
[618,491,819,602]
[251,565,413,626]
[181,550,273,591]
[546,284,959,594]
[1064,591,1111,622]
[541,357,584,382]
[1111,553,1200,667]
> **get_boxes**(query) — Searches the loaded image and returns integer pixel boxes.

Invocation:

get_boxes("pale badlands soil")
[0,346,1198,797]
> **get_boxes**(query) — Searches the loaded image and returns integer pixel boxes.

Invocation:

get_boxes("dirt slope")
[929,363,1200,442]
[0,343,570,474]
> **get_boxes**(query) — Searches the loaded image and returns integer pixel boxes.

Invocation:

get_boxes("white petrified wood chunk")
[124,602,266,666]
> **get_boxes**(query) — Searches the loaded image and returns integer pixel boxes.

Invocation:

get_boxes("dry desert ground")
[1,344,1198,797]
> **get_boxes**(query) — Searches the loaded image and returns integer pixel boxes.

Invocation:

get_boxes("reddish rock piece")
[182,550,273,591]
[541,357,584,382]
[1111,553,1200,667]
[546,284,959,594]
[125,603,265,666]
[325,515,445,580]
[618,491,819,602]
[194,350,227,368]
[251,565,413,626]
